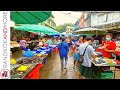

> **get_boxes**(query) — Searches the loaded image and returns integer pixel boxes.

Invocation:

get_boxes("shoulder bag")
[78,45,89,64]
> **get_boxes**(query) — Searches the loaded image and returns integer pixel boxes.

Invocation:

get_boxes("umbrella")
[14,25,60,34]
[11,11,52,24]
[74,27,107,35]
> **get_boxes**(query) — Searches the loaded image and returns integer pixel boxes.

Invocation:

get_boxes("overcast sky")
[52,11,83,26]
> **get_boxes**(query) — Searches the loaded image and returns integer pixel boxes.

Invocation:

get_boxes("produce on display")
[10,41,20,47]
[10,59,16,64]
[17,65,29,71]
[93,57,119,66]
[37,54,42,57]
[10,64,32,76]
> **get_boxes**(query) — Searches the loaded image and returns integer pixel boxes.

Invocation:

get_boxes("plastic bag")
[23,49,34,57]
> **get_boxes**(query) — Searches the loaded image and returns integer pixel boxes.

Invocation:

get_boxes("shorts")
[74,53,79,61]
[79,64,93,78]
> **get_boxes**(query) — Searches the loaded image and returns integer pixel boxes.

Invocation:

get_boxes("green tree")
[56,23,74,33]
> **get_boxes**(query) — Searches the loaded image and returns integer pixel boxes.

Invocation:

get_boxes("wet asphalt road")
[39,49,79,79]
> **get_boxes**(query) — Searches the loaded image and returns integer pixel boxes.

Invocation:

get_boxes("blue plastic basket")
[40,47,47,50]
[36,51,41,54]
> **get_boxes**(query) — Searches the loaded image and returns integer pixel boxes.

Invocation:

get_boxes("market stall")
[10,51,48,79]
[10,44,57,79]
[92,55,120,79]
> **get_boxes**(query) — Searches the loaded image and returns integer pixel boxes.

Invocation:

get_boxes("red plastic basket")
[53,47,58,52]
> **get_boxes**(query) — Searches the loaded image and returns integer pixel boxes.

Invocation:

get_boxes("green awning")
[11,11,52,24]
[14,25,60,34]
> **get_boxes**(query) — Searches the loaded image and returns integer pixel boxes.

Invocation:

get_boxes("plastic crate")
[100,70,114,79]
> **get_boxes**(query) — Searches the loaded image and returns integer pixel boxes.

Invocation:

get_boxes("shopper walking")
[73,36,83,69]
[78,36,95,79]
[58,37,69,70]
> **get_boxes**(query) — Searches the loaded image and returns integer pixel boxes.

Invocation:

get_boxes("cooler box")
[100,70,114,79]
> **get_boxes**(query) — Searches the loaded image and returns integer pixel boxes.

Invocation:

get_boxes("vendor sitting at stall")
[45,36,53,45]
[20,37,27,50]
[101,33,116,70]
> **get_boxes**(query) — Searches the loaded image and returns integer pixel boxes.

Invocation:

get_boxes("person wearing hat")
[58,37,69,70]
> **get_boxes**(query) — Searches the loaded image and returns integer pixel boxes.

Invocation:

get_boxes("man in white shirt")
[78,36,95,79]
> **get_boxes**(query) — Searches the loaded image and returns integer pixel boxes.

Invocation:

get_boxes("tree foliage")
[56,23,74,33]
